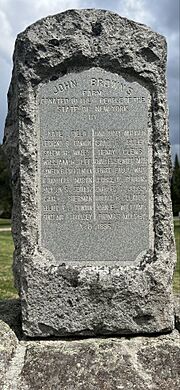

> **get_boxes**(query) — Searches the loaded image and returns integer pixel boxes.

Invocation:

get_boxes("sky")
[0,0,179,161]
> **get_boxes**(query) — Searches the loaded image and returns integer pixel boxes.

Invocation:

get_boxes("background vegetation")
[173,219,180,291]
[171,155,180,216]
[0,220,17,299]
[0,145,12,219]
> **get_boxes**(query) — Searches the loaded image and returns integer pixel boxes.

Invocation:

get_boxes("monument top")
[4,9,176,337]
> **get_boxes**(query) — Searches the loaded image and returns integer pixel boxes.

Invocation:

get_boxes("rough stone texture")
[1,327,180,389]
[18,333,180,390]
[0,300,21,388]
[0,300,180,389]
[0,321,18,388]
[3,9,176,337]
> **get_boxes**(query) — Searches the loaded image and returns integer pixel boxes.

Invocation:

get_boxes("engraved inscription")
[38,68,152,263]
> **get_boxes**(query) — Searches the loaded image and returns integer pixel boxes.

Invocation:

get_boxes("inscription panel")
[38,68,152,262]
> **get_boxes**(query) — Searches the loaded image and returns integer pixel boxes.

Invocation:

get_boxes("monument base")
[20,259,175,337]
[0,299,180,390]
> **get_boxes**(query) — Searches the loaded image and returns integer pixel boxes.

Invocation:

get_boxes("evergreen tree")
[171,154,180,216]
[0,144,12,218]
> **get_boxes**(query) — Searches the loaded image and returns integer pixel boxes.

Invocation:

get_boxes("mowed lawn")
[0,218,11,228]
[0,223,18,299]
[0,219,180,299]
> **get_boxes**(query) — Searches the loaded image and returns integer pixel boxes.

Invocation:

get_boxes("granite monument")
[4,9,176,337]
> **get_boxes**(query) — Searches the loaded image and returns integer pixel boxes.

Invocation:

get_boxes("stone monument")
[4,9,176,337]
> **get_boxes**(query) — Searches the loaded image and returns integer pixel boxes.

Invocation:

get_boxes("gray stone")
[18,332,180,390]
[1,325,180,389]
[39,68,152,264]
[0,321,18,388]
[3,9,176,337]
[0,300,179,389]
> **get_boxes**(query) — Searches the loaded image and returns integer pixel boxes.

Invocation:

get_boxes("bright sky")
[0,0,179,160]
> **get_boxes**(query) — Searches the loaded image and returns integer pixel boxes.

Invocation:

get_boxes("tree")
[171,154,180,216]
[0,144,12,218]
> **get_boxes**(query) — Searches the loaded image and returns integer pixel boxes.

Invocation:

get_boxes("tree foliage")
[0,144,12,218]
[171,154,180,216]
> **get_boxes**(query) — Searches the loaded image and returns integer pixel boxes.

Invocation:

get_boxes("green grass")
[0,218,11,228]
[0,219,180,299]
[0,231,18,299]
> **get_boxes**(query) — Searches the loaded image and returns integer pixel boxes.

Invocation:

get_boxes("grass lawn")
[0,218,11,228]
[0,230,18,299]
[0,219,180,299]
